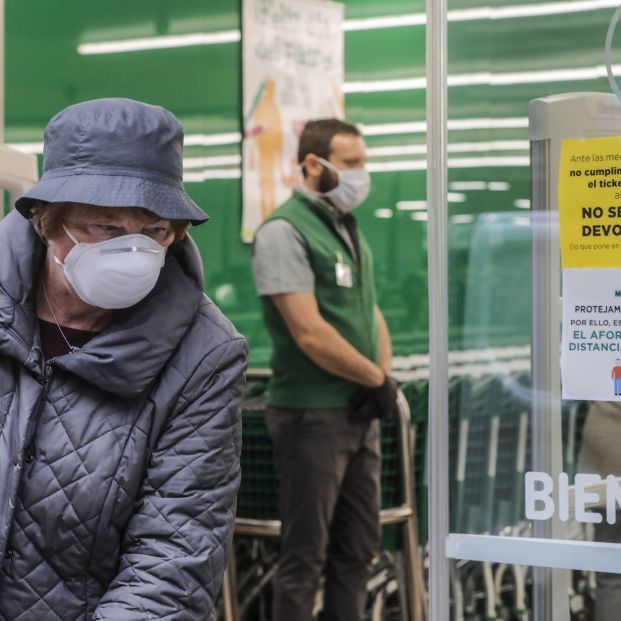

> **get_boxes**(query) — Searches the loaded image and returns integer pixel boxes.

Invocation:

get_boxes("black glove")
[349,374,399,422]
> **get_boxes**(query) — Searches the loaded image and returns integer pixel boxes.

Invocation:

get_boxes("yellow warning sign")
[559,135,621,268]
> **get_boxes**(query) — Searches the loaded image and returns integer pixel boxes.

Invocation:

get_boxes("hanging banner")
[241,0,344,242]
[559,135,621,400]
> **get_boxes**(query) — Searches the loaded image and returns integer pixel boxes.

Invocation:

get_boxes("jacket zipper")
[2,365,52,575]
[25,364,53,477]
[3,546,14,577]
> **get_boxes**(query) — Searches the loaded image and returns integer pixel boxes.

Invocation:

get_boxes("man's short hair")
[297,119,361,167]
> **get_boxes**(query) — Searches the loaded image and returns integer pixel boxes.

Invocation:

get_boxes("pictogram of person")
[612,358,621,395]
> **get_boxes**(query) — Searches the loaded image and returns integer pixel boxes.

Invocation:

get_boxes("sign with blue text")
[559,136,621,400]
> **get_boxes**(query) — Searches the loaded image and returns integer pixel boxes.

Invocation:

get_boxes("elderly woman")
[0,98,247,619]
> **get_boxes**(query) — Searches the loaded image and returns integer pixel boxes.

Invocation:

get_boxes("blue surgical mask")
[316,157,371,214]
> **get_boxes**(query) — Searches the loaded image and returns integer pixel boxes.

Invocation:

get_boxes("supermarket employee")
[252,118,397,621]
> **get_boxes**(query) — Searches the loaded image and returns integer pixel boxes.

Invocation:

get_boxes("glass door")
[428,3,621,619]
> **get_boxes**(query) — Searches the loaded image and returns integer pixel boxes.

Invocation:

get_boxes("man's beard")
[317,165,338,194]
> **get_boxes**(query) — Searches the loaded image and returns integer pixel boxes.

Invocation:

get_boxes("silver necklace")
[40,278,79,354]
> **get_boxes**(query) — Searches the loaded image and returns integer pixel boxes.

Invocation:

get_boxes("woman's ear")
[30,214,48,245]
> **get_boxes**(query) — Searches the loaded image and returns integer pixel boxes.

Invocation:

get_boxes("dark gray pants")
[266,407,381,621]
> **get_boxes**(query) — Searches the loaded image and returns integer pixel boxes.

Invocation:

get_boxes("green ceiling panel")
[345,28,424,79]
[9,0,608,365]
[5,0,430,368]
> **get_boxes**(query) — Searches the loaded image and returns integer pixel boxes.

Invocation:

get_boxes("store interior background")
[6,1,616,365]
[7,0,621,618]
[6,0,618,545]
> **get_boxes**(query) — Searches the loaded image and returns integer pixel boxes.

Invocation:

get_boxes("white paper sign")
[561,268,621,400]
[241,0,344,242]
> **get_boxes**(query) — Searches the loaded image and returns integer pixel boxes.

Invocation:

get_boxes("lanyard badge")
[335,251,353,288]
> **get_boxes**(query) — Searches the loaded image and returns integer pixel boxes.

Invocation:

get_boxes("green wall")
[446,1,619,352]
[9,1,607,364]
[5,0,428,368]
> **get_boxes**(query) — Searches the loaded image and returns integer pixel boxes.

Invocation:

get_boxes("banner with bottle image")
[241,0,344,242]
[559,135,621,400]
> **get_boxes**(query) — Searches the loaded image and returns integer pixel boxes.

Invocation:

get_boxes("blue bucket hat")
[15,98,208,225]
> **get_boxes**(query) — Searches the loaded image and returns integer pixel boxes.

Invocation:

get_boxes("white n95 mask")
[317,157,371,214]
[54,225,166,309]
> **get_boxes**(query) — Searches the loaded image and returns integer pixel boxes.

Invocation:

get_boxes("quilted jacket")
[0,210,247,620]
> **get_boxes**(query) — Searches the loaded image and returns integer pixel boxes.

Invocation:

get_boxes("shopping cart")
[221,372,427,621]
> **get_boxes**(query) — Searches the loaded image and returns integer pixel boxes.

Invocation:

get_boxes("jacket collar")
[0,210,204,397]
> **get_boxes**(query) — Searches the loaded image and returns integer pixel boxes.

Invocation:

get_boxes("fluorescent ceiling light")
[183,155,241,169]
[361,121,427,136]
[184,169,242,182]
[8,142,44,154]
[367,145,426,157]
[449,140,528,153]
[78,31,241,54]
[367,140,528,158]
[341,1,619,31]
[449,156,529,168]
[368,155,529,173]
[374,208,393,219]
[451,215,475,224]
[360,118,528,137]
[8,135,242,152]
[449,1,619,22]
[367,160,427,172]
[449,181,487,191]
[344,14,426,31]
[340,76,417,94]
[448,192,467,203]
[76,1,619,56]
[448,118,528,130]
[184,132,242,147]
[514,199,531,209]
[512,216,531,226]
[486,0,619,20]
[343,78,426,94]
[450,181,512,191]
[411,213,429,222]
[489,64,621,85]
[487,181,511,191]
[7,148,528,176]
[396,200,427,211]
[345,65,621,94]
[52,36,581,91]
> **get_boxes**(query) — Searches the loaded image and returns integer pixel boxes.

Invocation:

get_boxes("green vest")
[260,190,380,408]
